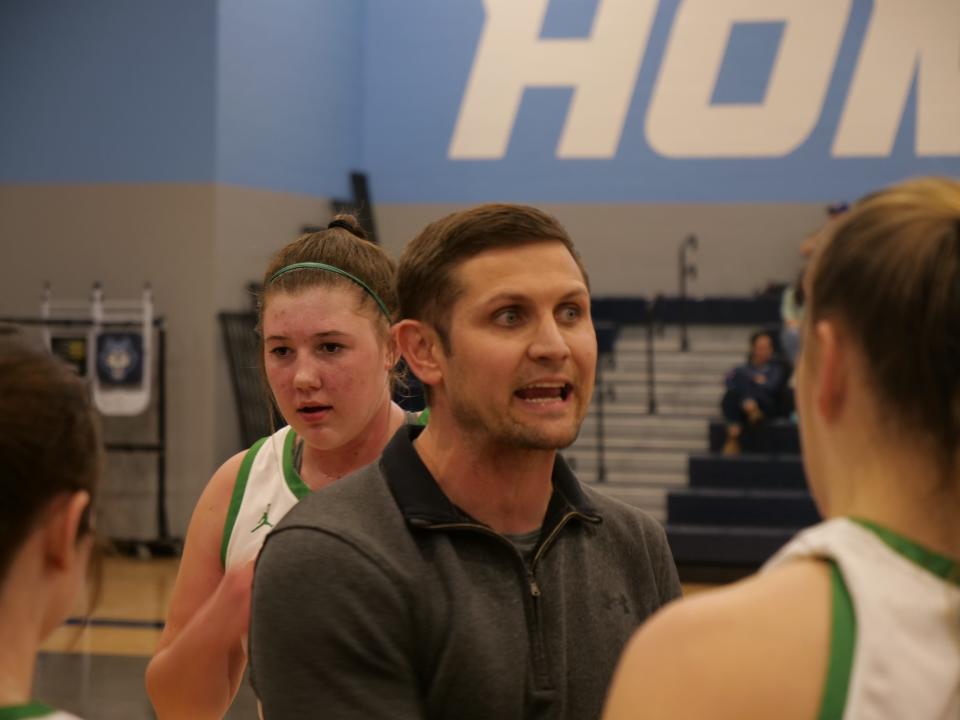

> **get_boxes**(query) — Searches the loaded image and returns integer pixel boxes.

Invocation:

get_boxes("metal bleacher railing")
[219,311,274,448]
[576,293,820,580]
[588,293,783,420]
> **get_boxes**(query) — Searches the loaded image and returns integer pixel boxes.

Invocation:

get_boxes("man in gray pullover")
[250,204,681,719]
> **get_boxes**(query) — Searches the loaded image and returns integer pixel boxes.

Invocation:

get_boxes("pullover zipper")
[527,572,541,597]
[420,512,589,691]
[525,567,550,688]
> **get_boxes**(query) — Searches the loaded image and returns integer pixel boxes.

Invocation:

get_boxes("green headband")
[267,262,391,319]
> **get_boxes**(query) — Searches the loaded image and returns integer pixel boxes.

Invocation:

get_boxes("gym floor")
[36,556,258,719]
[34,556,713,719]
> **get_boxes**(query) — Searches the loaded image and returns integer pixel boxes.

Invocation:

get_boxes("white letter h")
[449,0,657,160]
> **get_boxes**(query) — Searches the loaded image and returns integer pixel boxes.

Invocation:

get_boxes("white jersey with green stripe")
[0,703,82,719]
[765,517,960,720]
[221,425,309,570]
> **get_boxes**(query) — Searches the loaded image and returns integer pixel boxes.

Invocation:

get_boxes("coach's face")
[439,240,596,451]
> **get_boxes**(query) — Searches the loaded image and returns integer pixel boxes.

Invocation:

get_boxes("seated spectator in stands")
[603,177,960,720]
[721,331,788,454]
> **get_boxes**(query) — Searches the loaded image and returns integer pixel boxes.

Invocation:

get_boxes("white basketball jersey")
[765,518,960,719]
[0,705,82,719]
[221,425,307,570]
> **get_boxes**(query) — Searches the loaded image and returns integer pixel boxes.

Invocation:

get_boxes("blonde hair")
[810,177,960,475]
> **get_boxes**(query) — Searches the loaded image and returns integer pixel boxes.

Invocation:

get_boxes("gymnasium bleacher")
[564,295,820,581]
[221,293,822,581]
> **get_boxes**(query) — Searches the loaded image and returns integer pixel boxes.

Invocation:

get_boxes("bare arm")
[602,560,832,720]
[146,451,252,720]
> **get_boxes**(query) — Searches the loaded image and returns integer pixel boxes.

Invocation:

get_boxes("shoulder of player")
[197,449,249,522]
[605,559,832,720]
[174,448,251,569]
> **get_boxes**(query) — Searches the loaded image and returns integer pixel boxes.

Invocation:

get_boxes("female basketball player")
[604,178,960,720]
[146,217,411,719]
[0,338,101,719]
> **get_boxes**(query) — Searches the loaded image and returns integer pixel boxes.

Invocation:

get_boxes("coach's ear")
[393,319,444,388]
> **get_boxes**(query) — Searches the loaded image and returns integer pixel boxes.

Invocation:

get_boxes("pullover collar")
[381,425,602,532]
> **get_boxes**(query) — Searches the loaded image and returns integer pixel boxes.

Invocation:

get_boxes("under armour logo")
[603,593,630,615]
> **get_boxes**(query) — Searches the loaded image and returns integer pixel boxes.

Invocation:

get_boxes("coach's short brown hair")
[396,203,588,352]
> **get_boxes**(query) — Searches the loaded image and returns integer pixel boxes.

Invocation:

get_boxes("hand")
[742,399,764,424]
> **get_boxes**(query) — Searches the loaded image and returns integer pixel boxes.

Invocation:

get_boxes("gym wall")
[1,0,957,537]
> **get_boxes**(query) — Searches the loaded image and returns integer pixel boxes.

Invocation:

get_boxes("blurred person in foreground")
[604,177,960,720]
[250,204,681,719]
[0,338,102,720]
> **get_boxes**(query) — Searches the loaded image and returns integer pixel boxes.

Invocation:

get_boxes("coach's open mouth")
[514,383,572,402]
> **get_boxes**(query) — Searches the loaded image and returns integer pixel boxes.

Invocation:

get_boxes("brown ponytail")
[326,214,368,239]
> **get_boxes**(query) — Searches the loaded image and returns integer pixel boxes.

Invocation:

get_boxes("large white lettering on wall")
[449,0,960,160]
[646,0,850,157]
[833,0,960,156]
[448,0,658,159]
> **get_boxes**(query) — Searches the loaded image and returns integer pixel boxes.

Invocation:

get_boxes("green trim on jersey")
[281,429,310,500]
[853,517,960,586]
[0,703,59,719]
[221,416,422,567]
[817,518,960,720]
[417,407,430,425]
[220,436,268,568]
[818,562,855,720]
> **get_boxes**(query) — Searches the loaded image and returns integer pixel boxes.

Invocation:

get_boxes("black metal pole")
[156,324,169,540]
[679,243,689,352]
[646,301,657,415]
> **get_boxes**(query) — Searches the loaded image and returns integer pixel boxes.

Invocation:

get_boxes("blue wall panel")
[362,0,486,201]
[216,0,362,198]
[711,23,785,106]
[2,0,956,202]
[0,0,217,182]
